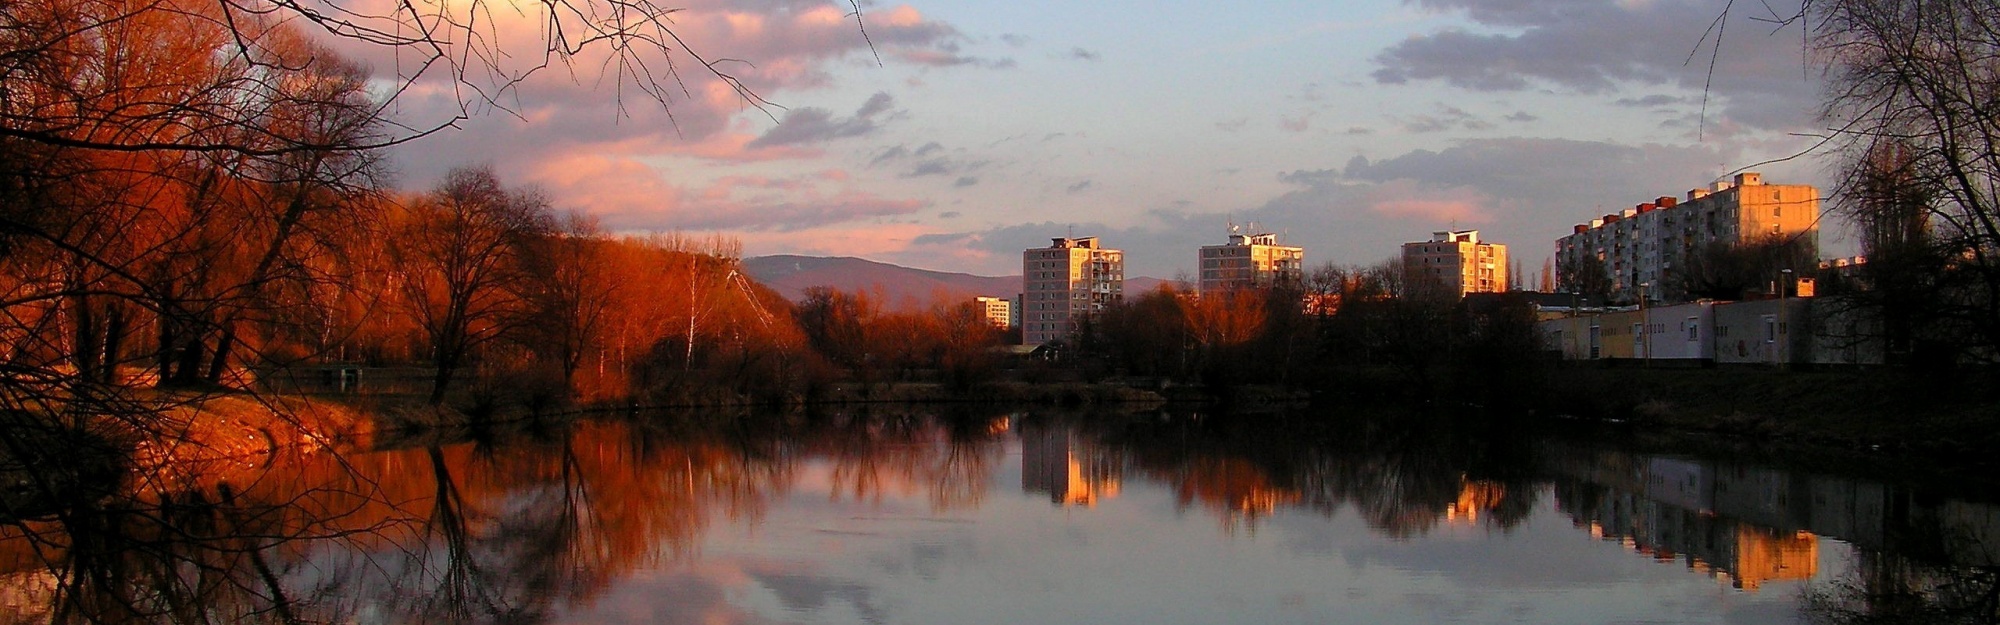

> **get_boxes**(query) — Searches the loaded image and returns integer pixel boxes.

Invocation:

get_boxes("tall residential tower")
[1022,236,1124,346]
[1198,231,1304,294]
[1403,230,1508,297]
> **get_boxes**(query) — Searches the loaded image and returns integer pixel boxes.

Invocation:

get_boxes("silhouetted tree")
[392,167,553,403]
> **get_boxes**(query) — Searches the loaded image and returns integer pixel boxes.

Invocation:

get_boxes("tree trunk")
[156,311,177,386]
[171,336,206,386]
[206,322,236,385]
[70,294,99,382]
[429,363,456,404]
[100,305,124,384]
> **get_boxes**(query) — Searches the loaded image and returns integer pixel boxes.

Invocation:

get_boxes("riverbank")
[1532,365,2000,463]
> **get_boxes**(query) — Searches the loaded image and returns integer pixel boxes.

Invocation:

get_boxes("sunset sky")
[382,0,1835,281]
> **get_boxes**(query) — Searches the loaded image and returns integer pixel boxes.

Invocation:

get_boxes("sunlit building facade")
[975,296,1012,329]
[1556,172,1820,303]
[1402,230,1508,297]
[1198,231,1304,294]
[1022,236,1124,346]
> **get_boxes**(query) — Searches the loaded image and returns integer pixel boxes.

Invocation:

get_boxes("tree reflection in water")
[1802,553,2000,624]
[3,407,1999,624]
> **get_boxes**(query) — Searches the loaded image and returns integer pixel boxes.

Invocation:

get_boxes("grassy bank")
[1533,365,2000,459]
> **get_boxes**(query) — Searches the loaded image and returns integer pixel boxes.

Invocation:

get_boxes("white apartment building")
[1403,230,1508,297]
[1022,236,1124,346]
[1556,172,1819,303]
[1198,231,1304,294]
[975,296,1012,329]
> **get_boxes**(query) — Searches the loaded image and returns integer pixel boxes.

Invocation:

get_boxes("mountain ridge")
[741,254,1172,308]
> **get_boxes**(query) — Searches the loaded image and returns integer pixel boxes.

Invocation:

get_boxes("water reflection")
[3,408,1997,624]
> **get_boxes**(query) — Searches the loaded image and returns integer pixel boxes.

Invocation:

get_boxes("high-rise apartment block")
[1198,231,1304,294]
[974,296,1012,329]
[1556,172,1819,302]
[1022,236,1124,346]
[1403,230,1508,297]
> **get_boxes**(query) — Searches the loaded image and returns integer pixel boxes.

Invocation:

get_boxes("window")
[1763,315,1777,343]
[1687,317,1699,342]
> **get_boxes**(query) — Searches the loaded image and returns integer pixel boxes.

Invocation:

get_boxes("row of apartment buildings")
[1001,171,1815,346]
[1016,232,1314,345]
[1556,172,1820,303]
[1008,228,1512,346]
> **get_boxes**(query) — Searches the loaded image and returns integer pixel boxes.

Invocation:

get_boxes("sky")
[372,0,1841,282]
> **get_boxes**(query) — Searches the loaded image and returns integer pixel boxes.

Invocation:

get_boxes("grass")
[1537,365,2000,459]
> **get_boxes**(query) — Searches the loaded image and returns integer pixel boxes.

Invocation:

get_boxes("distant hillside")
[742,255,1017,307]
[742,255,1176,308]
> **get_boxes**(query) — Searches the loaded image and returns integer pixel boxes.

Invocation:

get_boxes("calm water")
[4,408,1997,624]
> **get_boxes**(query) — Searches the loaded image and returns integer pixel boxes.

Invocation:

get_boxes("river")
[2,407,1994,624]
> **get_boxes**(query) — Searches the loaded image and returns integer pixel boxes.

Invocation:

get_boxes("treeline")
[0,0,879,411]
[1073,263,1548,406]
[2,149,818,404]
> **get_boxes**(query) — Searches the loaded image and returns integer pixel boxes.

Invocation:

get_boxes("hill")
[742,255,1176,308]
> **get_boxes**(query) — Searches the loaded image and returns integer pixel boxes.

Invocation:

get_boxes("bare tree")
[519,213,620,391]
[0,0,801,157]
[1815,0,2000,362]
[391,167,552,403]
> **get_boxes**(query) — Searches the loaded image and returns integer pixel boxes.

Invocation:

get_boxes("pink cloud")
[526,155,929,232]
[736,223,941,261]
[1369,198,1491,223]
[1360,180,1498,225]
[328,0,962,177]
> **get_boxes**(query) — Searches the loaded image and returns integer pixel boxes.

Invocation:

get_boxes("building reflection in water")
[1018,421,1121,507]
[1444,480,1511,524]
[1552,451,1831,591]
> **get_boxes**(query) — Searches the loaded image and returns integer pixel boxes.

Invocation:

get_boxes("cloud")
[1616,94,1690,108]
[1062,47,1102,61]
[376,1,971,190]
[1371,0,1816,130]
[1000,33,1031,47]
[1067,180,1094,194]
[870,145,912,166]
[1216,117,1250,132]
[747,92,899,148]
[894,40,1017,69]
[1361,180,1495,224]
[1505,111,1539,123]
[1280,114,1312,133]
[1400,105,1492,133]
[871,141,987,179]
[1337,138,1737,203]
[909,160,953,177]
[527,154,928,232]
